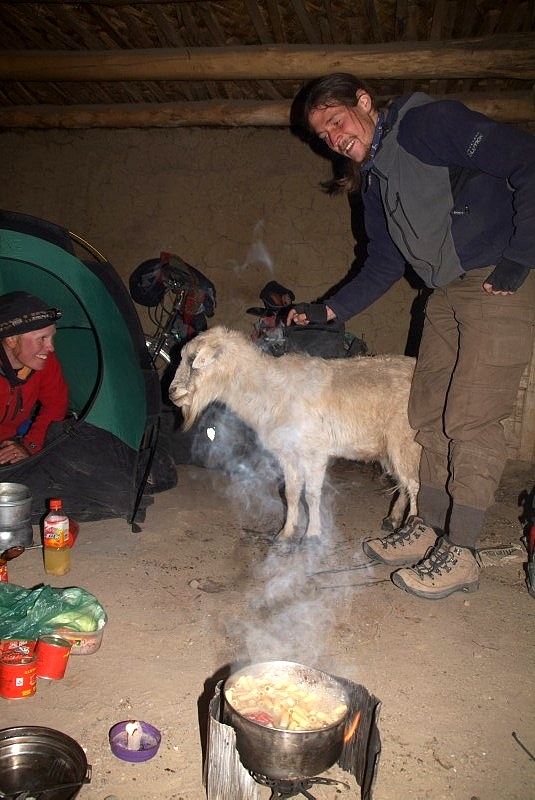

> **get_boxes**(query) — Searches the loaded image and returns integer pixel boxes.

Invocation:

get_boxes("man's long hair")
[290,73,376,194]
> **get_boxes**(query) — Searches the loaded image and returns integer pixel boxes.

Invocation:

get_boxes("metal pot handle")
[0,770,92,797]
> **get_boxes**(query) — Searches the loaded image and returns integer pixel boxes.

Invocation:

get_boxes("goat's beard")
[179,401,198,432]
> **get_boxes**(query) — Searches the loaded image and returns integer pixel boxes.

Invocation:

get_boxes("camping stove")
[204,672,382,800]
[250,770,350,799]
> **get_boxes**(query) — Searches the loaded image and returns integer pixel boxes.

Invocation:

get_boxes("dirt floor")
[1,444,534,800]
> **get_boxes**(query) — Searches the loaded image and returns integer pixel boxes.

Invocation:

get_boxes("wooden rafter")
[0,36,534,82]
[0,91,532,129]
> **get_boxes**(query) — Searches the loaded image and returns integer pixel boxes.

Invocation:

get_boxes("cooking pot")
[223,660,349,780]
[0,483,33,549]
[0,726,91,800]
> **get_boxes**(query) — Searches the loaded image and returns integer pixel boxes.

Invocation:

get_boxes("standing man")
[0,291,68,464]
[288,74,535,599]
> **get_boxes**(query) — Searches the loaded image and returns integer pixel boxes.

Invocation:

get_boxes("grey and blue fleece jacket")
[327,93,535,322]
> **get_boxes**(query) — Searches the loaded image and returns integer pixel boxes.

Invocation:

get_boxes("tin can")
[0,639,36,657]
[35,635,72,680]
[0,559,7,582]
[0,652,37,699]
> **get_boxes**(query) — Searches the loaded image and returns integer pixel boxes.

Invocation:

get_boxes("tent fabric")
[0,228,149,448]
[0,210,173,525]
[6,420,154,524]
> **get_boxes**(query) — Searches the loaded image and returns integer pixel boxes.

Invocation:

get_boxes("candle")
[125,721,143,751]
[110,720,161,762]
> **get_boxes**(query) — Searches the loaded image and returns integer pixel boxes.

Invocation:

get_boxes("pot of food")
[0,725,91,799]
[223,660,349,780]
[0,483,33,549]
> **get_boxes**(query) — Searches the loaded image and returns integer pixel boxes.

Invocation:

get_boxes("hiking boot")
[362,517,437,566]
[391,537,480,599]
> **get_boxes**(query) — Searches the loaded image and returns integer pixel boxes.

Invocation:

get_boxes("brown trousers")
[408,267,535,546]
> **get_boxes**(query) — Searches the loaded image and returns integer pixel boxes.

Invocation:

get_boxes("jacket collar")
[0,343,32,387]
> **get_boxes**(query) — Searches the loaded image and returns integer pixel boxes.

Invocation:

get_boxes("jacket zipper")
[384,190,423,262]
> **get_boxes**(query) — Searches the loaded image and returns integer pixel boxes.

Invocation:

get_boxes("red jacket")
[0,352,68,454]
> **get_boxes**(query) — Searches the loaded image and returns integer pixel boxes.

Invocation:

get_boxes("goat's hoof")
[381,518,396,532]
[300,535,324,553]
[271,537,299,556]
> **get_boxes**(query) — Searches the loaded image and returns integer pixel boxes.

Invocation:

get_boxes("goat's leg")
[302,461,327,539]
[276,463,304,540]
[406,477,419,519]
[383,487,408,531]
[382,477,419,530]
[382,434,421,530]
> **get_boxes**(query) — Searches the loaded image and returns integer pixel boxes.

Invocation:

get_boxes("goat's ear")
[191,343,218,369]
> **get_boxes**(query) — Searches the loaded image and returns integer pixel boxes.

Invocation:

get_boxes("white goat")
[169,326,421,541]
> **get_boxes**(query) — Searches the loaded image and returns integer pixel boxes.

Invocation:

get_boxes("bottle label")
[44,520,68,549]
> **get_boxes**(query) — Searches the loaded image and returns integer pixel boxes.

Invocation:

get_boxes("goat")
[169,326,421,541]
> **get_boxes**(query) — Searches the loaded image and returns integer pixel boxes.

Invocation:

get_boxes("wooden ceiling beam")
[0,91,532,128]
[0,34,534,81]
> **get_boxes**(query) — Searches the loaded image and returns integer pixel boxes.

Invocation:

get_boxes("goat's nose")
[169,385,188,401]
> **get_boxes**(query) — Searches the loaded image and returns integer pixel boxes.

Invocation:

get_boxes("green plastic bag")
[0,583,107,641]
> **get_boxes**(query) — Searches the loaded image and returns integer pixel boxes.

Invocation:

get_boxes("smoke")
[190,403,282,521]
[198,410,369,669]
[188,401,380,679]
[231,220,274,275]
[189,210,374,671]
[234,541,339,667]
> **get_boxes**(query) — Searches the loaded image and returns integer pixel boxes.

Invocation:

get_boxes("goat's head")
[168,326,233,429]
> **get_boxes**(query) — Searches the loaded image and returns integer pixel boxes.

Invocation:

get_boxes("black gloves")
[485,260,530,292]
[292,302,328,323]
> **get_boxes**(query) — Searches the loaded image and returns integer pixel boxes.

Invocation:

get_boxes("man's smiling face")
[309,91,378,165]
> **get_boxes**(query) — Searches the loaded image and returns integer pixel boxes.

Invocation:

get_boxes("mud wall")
[0,127,419,355]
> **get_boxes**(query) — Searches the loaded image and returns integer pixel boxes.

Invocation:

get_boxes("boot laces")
[413,539,456,578]
[382,519,426,549]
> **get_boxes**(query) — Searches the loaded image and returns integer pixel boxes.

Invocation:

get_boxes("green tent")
[0,210,168,526]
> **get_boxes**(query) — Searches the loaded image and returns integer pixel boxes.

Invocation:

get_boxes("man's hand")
[286,303,336,326]
[482,282,514,296]
[483,261,530,295]
[0,440,30,465]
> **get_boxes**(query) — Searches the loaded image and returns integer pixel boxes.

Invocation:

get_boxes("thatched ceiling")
[0,0,534,128]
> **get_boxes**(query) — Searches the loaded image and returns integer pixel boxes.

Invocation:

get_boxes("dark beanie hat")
[0,291,61,338]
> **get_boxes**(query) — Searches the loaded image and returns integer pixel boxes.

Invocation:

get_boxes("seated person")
[0,291,68,464]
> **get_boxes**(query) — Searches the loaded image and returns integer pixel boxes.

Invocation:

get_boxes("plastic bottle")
[43,498,71,576]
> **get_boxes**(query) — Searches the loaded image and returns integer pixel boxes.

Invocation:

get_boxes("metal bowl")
[223,660,349,780]
[0,726,91,800]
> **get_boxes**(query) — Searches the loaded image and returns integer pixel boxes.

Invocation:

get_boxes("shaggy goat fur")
[169,326,421,540]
